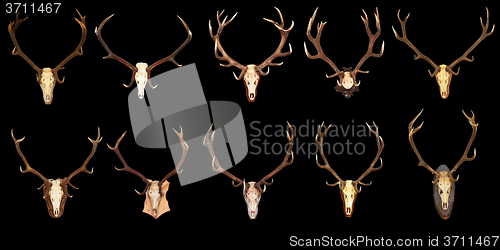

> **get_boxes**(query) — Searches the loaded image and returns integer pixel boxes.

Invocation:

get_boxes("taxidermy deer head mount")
[11,128,102,218]
[8,9,87,105]
[203,123,294,219]
[95,14,192,99]
[305,7,384,99]
[393,8,494,99]
[408,109,478,219]
[315,122,384,217]
[209,7,294,102]
[107,127,188,219]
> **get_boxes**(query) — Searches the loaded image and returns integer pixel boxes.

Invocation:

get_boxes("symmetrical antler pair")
[203,123,294,219]
[107,128,189,219]
[95,14,192,99]
[305,7,384,99]
[11,128,102,218]
[209,7,294,102]
[8,9,87,104]
[315,122,384,217]
[393,8,494,99]
[408,109,478,219]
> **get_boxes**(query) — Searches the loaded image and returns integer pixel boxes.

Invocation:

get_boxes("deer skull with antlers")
[11,128,102,218]
[95,14,192,99]
[315,122,384,217]
[408,109,478,219]
[304,7,384,99]
[209,7,293,102]
[393,8,494,99]
[8,9,87,105]
[203,123,294,219]
[107,128,188,219]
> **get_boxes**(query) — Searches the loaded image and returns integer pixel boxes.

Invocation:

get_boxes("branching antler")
[448,8,495,73]
[107,131,151,195]
[209,10,247,80]
[203,124,244,187]
[392,10,440,76]
[256,7,294,76]
[11,129,49,189]
[255,121,295,192]
[449,110,478,181]
[315,122,343,186]
[408,109,439,175]
[65,127,102,191]
[160,127,189,184]
[354,122,384,192]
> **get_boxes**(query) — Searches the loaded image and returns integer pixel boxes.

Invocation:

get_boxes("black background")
[3,0,499,247]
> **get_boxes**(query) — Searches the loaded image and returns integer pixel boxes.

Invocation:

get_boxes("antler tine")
[449,110,478,182]
[160,127,190,184]
[392,9,440,76]
[408,109,438,176]
[209,10,246,80]
[354,122,384,191]
[203,124,244,187]
[304,7,343,79]
[353,7,385,75]
[8,13,42,76]
[315,122,343,187]
[65,127,102,190]
[147,15,192,72]
[107,131,151,195]
[448,7,495,74]
[11,129,49,188]
[255,122,295,192]
[52,9,87,84]
[95,13,138,87]
[257,7,294,76]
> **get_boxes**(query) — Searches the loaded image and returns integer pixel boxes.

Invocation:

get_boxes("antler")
[11,129,49,189]
[315,122,344,186]
[449,110,478,182]
[95,14,139,88]
[304,7,342,78]
[352,8,385,75]
[8,13,42,77]
[255,121,294,192]
[160,127,189,184]
[108,131,151,195]
[448,8,495,74]
[353,122,384,192]
[255,7,294,76]
[209,10,247,80]
[147,16,192,72]
[52,9,87,83]
[408,109,439,176]
[65,127,102,191]
[392,10,440,77]
[203,124,244,187]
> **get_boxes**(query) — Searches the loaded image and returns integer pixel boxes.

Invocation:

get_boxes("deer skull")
[38,68,56,104]
[243,65,260,102]
[134,63,156,99]
[335,180,358,217]
[242,181,264,219]
[434,65,453,99]
[142,180,170,219]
